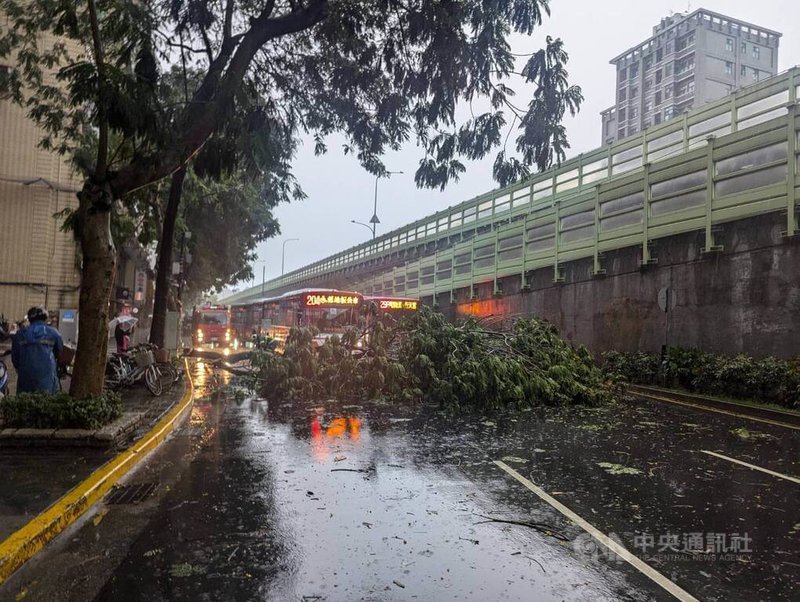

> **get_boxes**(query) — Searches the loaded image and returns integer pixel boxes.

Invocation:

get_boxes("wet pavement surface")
[0,449,109,540]
[2,360,799,601]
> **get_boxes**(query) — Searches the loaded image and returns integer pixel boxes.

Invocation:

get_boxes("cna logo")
[572,532,626,564]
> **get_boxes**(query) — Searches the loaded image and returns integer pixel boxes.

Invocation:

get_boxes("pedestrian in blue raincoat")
[11,307,64,394]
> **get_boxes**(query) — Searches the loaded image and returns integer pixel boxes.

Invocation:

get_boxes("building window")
[741,64,747,76]
[644,99,653,112]
[656,69,663,84]
[752,45,760,60]
[665,86,673,99]
[676,32,695,52]
[630,106,639,119]
[644,78,653,92]
[725,38,734,52]
[664,107,674,121]
[630,63,639,78]
[655,91,662,105]
[753,69,760,81]
[643,55,653,70]
[664,63,673,77]
[618,88,627,102]
[618,108,626,122]
[675,56,694,75]
[676,80,695,97]
[628,125,638,136]
[741,41,747,55]
[656,48,663,62]
[630,86,639,98]
[653,112,662,125]
[725,61,733,76]
[619,66,627,81]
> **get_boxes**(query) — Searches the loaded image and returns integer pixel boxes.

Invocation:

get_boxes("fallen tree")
[253,307,613,411]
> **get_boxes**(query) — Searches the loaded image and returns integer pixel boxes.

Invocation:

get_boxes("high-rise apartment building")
[601,9,780,145]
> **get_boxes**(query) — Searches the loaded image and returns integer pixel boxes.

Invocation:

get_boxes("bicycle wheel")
[144,364,163,396]
[104,360,125,392]
[158,363,178,389]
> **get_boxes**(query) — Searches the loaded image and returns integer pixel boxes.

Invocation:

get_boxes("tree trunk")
[70,185,116,397]
[149,167,186,348]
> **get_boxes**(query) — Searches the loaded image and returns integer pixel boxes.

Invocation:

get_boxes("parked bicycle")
[0,349,11,398]
[104,343,182,396]
[105,344,164,396]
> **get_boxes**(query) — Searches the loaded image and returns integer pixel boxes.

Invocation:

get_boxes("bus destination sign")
[376,299,419,311]
[304,293,361,307]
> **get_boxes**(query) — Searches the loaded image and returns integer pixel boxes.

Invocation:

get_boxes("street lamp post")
[252,260,267,295]
[369,170,403,239]
[350,220,374,236]
[281,238,299,276]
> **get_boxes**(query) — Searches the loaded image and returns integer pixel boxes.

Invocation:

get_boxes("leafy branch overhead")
[1,0,583,197]
[0,0,584,396]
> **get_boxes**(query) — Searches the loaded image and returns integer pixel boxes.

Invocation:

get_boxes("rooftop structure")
[601,9,781,145]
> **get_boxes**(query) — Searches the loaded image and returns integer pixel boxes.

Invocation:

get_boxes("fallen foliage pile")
[253,307,613,411]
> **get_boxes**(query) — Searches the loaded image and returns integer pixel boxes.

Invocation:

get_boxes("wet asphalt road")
[2,360,799,601]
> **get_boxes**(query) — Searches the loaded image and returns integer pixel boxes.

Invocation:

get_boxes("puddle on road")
[241,397,647,601]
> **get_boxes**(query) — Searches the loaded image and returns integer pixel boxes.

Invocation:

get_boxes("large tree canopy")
[0,0,583,395]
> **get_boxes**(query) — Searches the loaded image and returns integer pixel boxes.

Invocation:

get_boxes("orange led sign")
[304,293,361,307]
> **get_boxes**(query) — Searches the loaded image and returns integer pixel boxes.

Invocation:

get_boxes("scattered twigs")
[472,513,569,541]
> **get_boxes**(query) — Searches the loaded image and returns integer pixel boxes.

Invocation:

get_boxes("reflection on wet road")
[97,365,644,601]
[4,361,799,601]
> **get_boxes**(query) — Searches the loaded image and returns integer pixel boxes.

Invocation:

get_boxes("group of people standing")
[6,307,137,395]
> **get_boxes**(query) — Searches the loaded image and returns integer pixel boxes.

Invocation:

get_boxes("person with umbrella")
[112,315,138,353]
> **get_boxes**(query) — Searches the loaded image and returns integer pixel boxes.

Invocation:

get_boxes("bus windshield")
[200,312,228,326]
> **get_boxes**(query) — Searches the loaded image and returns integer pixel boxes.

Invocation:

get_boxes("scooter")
[0,349,10,398]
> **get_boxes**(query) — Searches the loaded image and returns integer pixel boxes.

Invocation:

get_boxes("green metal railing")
[224,67,800,304]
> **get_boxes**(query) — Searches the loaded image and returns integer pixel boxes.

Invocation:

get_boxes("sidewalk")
[0,379,186,543]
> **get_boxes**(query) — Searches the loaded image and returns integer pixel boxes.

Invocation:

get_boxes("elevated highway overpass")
[223,68,800,357]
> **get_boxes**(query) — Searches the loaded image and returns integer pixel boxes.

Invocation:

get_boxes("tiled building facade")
[0,31,82,328]
[601,9,781,145]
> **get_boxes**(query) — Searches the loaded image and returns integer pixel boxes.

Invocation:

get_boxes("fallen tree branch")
[472,513,568,541]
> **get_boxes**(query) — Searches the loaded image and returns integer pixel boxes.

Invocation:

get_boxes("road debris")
[473,513,568,541]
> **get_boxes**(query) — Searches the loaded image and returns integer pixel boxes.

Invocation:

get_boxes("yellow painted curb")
[0,359,195,584]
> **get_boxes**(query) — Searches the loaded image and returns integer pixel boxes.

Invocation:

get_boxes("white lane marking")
[636,392,800,431]
[699,450,800,485]
[493,460,699,602]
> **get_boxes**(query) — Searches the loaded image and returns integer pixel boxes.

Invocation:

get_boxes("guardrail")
[225,67,800,304]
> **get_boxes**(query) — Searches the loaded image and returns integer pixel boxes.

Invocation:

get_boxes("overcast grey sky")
[239,0,797,291]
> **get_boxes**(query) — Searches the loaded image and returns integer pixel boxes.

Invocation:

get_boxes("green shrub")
[602,348,800,409]
[0,391,123,430]
[602,350,660,385]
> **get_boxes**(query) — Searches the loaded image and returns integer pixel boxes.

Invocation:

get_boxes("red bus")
[364,296,419,316]
[236,289,364,350]
[191,304,232,348]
